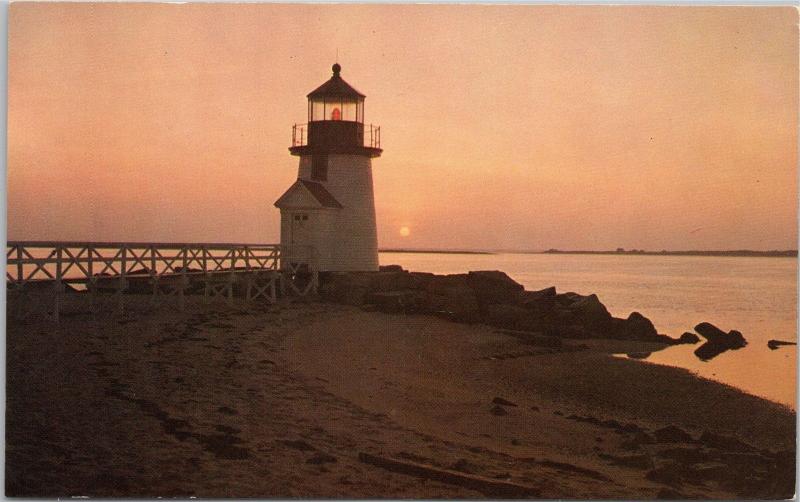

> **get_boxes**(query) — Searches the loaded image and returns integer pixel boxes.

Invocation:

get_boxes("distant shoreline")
[540,249,798,258]
[379,249,494,255]
[379,249,797,258]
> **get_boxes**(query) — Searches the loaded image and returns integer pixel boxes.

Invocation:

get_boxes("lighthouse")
[275,64,382,272]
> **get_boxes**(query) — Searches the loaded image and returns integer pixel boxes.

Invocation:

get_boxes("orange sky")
[8,4,798,250]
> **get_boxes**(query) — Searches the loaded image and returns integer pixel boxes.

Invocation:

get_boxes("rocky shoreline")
[320,266,693,346]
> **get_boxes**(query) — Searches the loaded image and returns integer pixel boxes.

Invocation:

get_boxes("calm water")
[379,252,798,408]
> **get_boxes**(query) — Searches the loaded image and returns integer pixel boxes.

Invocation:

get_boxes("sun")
[399,226,411,237]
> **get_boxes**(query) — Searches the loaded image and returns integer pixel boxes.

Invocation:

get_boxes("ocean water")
[379,252,798,408]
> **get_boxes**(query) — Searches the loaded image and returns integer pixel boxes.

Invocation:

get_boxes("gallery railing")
[291,122,381,149]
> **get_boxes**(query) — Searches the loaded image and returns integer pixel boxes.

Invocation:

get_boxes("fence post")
[180,246,187,312]
[54,246,63,323]
[149,245,158,303]
[118,246,127,314]
[16,245,22,285]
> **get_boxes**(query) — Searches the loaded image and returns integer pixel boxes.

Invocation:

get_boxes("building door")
[289,213,312,264]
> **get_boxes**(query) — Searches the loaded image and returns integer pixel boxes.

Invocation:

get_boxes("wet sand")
[6,295,796,498]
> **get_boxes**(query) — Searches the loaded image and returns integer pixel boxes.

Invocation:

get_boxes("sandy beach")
[6,294,795,498]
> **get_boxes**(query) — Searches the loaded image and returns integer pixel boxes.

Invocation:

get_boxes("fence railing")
[7,241,280,284]
[6,241,317,321]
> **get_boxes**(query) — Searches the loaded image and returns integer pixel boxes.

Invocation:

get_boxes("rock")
[653,425,695,443]
[524,286,556,300]
[365,290,423,314]
[491,397,518,407]
[626,352,651,359]
[318,272,375,305]
[520,287,557,312]
[485,304,544,332]
[692,323,747,360]
[626,311,658,336]
[372,270,417,292]
[612,312,661,342]
[408,272,436,289]
[676,332,701,344]
[490,405,508,416]
[466,270,525,306]
[620,431,656,451]
[694,322,728,343]
[768,339,797,350]
[565,294,613,331]
[556,292,583,306]
[379,264,404,272]
[619,422,645,434]
[409,274,481,321]
[425,273,470,293]
[318,270,421,305]
[694,343,728,361]
[727,329,746,347]
[600,419,623,430]
[698,431,754,452]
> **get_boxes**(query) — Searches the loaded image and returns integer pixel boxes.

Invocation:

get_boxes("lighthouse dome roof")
[307,64,365,99]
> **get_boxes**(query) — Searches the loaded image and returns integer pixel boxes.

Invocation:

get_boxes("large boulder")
[365,290,424,314]
[694,322,728,343]
[520,287,558,315]
[421,274,480,322]
[692,322,747,361]
[523,286,556,300]
[485,304,546,332]
[371,270,417,292]
[563,293,613,331]
[612,312,661,342]
[676,332,701,344]
[556,292,584,306]
[318,272,375,305]
[408,272,436,290]
[319,270,420,304]
[465,271,525,306]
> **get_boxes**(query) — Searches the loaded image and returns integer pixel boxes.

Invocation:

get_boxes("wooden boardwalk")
[6,241,317,321]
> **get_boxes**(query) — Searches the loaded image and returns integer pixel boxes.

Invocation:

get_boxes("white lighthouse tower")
[275,64,382,272]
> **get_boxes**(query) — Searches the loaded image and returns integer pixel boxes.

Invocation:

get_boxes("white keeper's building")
[275,63,382,272]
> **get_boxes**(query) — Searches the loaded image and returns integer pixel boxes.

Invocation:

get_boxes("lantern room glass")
[309,97,364,123]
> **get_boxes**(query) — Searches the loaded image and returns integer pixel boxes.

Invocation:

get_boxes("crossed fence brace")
[6,241,317,322]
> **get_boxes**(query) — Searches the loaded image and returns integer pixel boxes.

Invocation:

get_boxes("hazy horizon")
[8,4,798,251]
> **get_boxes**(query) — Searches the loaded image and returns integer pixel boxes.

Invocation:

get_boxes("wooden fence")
[6,241,318,321]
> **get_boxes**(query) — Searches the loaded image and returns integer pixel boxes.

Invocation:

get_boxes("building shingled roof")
[274,179,343,209]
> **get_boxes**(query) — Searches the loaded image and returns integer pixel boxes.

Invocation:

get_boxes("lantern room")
[290,63,381,158]
[307,63,365,123]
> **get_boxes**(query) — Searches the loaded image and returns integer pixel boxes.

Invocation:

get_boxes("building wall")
[294,153,379,271]
[282,208,349,270]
